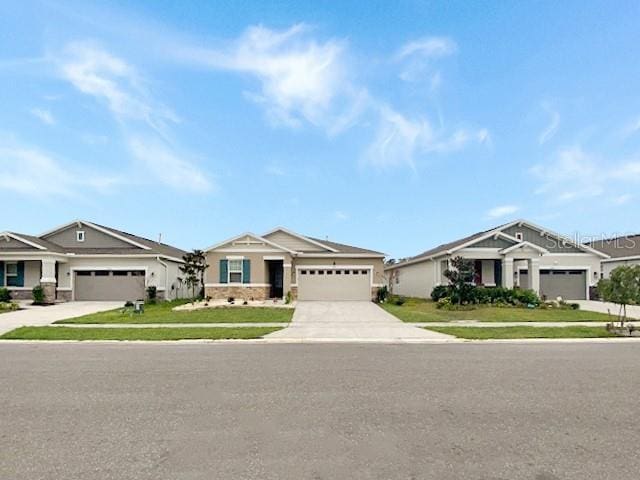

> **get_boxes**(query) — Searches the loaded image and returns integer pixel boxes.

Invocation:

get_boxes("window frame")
[228,259,243,284]
[5,262,18,286]
[76,230,86,242]
[515,231,524,241]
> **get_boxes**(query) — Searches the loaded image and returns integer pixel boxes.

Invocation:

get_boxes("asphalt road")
[1,343,639,480]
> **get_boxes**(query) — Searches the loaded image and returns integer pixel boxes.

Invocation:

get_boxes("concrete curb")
[1,337,640,345]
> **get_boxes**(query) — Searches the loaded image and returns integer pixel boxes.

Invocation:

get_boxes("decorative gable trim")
[204,232,297,254]
[0,232,47,250]
[448,231,519,255]
[40,220,151,250]
[499,241,549,254]
[499,219,609,258]
[263,227,339,252]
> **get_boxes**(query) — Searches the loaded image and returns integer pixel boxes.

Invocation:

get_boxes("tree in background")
[598,265,640,327]
[444,256,476,305]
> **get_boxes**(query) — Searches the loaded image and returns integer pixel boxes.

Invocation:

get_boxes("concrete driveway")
[0,301,122,335]
[574,300,640,320]
[266,301,453,341]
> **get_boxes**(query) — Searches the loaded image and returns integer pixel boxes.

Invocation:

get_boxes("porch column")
[40,259,57,304]
[502,258,514,289]
[527,258,540,295]
[283,262,292,300]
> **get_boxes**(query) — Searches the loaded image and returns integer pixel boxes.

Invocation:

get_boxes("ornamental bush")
[0,288,11,303]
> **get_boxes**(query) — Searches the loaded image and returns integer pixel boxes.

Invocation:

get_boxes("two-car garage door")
[297,268,371,301]
[74,270,145,301]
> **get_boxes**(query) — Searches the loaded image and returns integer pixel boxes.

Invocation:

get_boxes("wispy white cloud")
[29,108,55,125]
[334,210,349,221]
[486,205,519,219]
[396,36,457,86]
[364,105,489,167]
[58,41,179,135]
[0,139,120,197]
[128,136,212,192]
[173,24,357,131]
[531,147,640,203]
[396,37,457,60]
[538,102,560,144]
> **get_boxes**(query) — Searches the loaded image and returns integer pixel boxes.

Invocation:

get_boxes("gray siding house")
[0,220,188,303]
[386,219,608,301]
[588,234,640,278]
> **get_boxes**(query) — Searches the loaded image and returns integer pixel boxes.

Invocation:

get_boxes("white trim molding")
[262,227,339,252]
[204,283,271,288]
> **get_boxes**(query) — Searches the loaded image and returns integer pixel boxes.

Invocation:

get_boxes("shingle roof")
[587,235,640,259]
[390,222,512,267]
[88,223,187,259]
[14,233,67,253]
[306,236,385,256]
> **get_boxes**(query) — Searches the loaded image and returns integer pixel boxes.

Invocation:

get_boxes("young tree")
[180,250,209,301]
[598,265,640,327]
[444,256,476,305]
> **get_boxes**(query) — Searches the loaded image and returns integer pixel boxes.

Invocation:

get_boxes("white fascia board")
[601,255,640,263]
[296,253,385,258]
[262,227,339,252]
[499,241,549,254]
[0,232,47,250]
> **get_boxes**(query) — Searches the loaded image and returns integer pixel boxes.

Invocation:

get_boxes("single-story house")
[385,219,608,301]
[0,220,188,303]
[587,234,640,278]
[204,227,385,301]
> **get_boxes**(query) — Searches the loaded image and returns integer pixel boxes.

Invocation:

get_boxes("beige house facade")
[204,228,385,301]
[0,221,188,303]
[386,220,608,301]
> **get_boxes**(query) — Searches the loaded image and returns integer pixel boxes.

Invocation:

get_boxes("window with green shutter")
[219,259,228,284]
[0,261,4,286]
[242,259,251,284]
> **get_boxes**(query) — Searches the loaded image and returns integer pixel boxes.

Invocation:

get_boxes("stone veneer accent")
[7,289,31,300]
[205,286,270,301]
[39,282,56,304]
[290,286,298,300]
[56,290,72,302]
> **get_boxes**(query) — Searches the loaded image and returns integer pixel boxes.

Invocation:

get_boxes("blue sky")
[2,0,639,257]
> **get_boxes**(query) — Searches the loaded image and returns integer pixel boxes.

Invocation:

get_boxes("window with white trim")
[76,230,85,242]
[228,259,242,283]
[515,232,523,241]
[6,262,18,287]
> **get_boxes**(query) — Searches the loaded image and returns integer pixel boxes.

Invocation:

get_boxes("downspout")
[157,256,169,300]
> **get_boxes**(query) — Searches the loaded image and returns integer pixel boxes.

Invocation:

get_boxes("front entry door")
[269,262,284,298]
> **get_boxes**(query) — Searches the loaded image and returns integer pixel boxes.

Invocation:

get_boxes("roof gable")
[0,232,45,251]
[263,228,337,252]
[41,221,150,251]
[205,233,295,253]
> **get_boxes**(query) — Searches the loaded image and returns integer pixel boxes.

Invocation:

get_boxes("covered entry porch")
[0,255,66,302]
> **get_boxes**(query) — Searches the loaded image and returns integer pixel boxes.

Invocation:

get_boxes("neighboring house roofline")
[204,232,298,254]
[601,255,640,263]
[384,218,608,271]
[0,232,48,250]
[39,220,152,251]
[262,227,339,252]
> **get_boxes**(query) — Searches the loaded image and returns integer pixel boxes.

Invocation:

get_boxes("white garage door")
[75,270,145,301]
[297,268,371,301]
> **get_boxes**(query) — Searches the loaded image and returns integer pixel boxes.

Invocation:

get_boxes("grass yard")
[0,326,282,341]
[426,326,616,339]
[382,297,615,323]
[55,300,294,324]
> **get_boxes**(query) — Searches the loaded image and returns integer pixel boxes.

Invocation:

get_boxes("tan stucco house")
[385,219,608,301]
[0,220,187,303]
[588,234,640,278]
[204,227,385,301]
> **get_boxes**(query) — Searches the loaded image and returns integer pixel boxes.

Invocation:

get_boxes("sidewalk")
[573,300,640,319]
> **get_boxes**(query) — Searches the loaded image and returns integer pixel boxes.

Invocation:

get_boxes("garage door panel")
[75,270,145,301]
[297,268,371,301]
[540,270,586,300]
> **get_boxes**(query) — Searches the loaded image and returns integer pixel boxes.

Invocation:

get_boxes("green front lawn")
[382,297,614,322]
[426,326,616,339]
[56,300,294,324]
[0,326,282,341]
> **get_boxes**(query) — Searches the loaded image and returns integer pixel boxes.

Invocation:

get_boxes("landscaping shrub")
[376,285,389,303]
[146,286,158,304]
[0,287,11,302]
[0,301,19,312]
[389,295,406,306]
[32,286,45,305]
[513,288,540,307]
[430,285,449,302]
[285,291,293,304]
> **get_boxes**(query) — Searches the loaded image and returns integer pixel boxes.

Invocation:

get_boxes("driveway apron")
[266,301,453,341]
